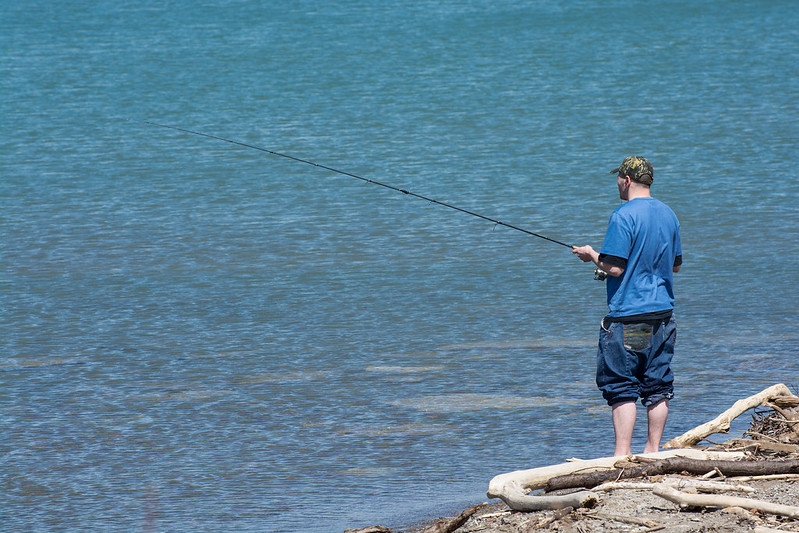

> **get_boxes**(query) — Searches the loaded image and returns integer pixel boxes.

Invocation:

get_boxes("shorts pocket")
[623,322,653,351]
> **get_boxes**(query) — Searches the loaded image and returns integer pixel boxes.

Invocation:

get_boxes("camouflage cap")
[610,156,654,185]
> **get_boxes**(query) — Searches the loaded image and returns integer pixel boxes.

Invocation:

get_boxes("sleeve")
[673,215,682,266]
[599,253,628,269]
[600,210,633,259]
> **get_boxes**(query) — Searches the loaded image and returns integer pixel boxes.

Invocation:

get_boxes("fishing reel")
[594,268,608,281]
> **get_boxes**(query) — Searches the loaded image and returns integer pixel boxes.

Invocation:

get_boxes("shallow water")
[2,1,798,531]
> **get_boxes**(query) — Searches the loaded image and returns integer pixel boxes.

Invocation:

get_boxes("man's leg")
[611,401,637,456]
[644,398,669,453]
[640,318,676,453]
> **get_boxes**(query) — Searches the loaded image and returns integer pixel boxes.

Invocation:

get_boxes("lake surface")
[2,1,797,531]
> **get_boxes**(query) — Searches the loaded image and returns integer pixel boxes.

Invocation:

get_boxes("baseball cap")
[610,156,653,185]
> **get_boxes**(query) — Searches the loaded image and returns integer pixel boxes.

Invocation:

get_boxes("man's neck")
[627,184,651,201]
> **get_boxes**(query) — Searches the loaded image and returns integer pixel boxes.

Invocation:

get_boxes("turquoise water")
[2,1,798,531]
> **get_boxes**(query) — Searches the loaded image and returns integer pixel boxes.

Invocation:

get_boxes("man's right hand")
[572,245,598,263]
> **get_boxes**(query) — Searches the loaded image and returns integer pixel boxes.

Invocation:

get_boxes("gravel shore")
[400,474,799,532]
[350,390,799,533]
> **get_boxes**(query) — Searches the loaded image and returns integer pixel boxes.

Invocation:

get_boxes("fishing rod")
[142,120,580,247]
[142,121,609,280]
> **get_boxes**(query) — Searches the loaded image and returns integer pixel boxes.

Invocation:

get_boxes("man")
[572,156,682,456]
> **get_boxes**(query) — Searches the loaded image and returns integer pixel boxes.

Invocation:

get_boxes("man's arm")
[572,245,625,277]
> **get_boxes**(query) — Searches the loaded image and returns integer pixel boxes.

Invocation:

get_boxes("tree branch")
[663,384,796,448]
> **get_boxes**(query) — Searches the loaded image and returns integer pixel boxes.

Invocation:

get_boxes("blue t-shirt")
[601,197,681,318]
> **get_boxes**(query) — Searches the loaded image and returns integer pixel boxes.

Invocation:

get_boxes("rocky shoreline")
[349,385,799,533]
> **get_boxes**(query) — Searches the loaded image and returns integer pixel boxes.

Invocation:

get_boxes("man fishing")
[572,156,682,457]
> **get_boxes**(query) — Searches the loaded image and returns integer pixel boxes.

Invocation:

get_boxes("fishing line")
[141,120,575,249]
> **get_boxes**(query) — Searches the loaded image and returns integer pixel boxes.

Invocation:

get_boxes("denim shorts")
[596,315,676,406]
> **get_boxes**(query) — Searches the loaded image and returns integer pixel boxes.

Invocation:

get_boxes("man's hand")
[573,245,625,278]
[572,245,598,263]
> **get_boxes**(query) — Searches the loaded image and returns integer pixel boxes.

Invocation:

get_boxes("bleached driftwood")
[663,383,797,448]
[592,481,657,491]
[592,477,755,494]
[653,483,799,519]
[486,449,743,511]
[731,473,799,482]
[662,476,755,494]
[492,489,599,512]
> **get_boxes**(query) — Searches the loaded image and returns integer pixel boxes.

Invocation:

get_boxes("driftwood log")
[661,476,755,493]
[487,449,743,511]
[770,396,799,409]
[723,438,799,455]
[494,489,599,512]
[419,503,486,533]
[653,483,799,519]
[583,511,663,529]
[593,477,756,494]
[664,383,797,448]
[545,457,799,492]
[487,384,799,513]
